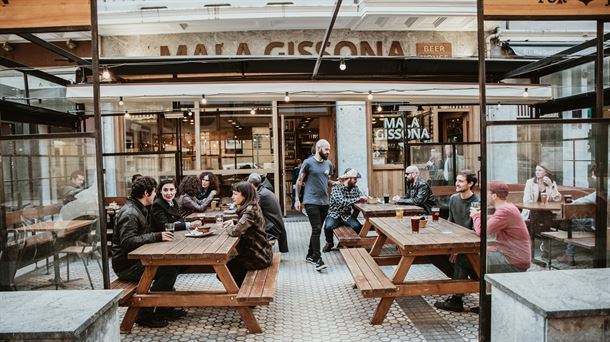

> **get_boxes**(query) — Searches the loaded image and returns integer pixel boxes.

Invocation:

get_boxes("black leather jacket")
[396,177,436,214]
[150,197,188,233]
[111,198,161,273]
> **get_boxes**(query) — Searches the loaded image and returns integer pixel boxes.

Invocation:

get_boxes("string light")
[102,66,110,80]
[187,110,193,117]
[124,110,130,119]
[496,102,501,109]
[201,94,207,105]
[284,92,290,103]
[522,88,529,98]
[339,58,346,71]
[367,91,373,101]
[376,103,382,112]
[250,107,256,115]
[118,96,124,106]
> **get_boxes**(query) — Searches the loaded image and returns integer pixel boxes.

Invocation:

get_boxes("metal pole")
[311,0,342,79]
[476,0,490,340]
[90,0,110,289]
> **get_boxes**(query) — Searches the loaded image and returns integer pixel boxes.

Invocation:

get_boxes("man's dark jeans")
[323,216,362,244]
[305,204,328,261]
[116,262,180,314]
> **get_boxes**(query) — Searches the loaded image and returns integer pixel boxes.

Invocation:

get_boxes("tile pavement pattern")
[16,219,485,341]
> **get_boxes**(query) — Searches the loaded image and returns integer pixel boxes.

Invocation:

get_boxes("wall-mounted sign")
[373,117,431,142]
[416,43,452,58]
[484,0,610,19]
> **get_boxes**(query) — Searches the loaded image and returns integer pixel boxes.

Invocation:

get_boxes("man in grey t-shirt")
[434,169,480,313]
[295,139,335,271]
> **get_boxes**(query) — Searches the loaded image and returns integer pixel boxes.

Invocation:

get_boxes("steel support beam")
[311,0,342,80]
[17,33,91,67]
[0,56,70,86]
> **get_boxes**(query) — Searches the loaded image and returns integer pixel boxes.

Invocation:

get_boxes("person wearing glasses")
[392,165,435,214]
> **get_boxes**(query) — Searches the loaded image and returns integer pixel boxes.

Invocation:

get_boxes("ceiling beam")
[311,0,342,80]
[16,33,91,67]
[0,56,70,86]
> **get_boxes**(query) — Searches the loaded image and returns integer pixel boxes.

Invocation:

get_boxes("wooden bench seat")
[340,248,397,298]
[541,231,595,249]
[334,226,376,248]
[110,279,138,306]
[236,252,281,303]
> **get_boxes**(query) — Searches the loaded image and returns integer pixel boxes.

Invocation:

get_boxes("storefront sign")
[484,0,610,19]
[416,43,452,58]
[374,117,431,142]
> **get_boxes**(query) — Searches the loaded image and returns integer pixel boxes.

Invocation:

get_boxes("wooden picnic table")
[348,203,424,246]
[120,226,272,334]
[341,216,480,325]
[16,220,95,289]
[185,209,238,223]
[514,202,562,212]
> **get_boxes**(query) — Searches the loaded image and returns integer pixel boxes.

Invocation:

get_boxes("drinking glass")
[431,207,440,221]
[215,214,224,224]
[164,222,175,239]
[395,208,404,219]
[211,200,217,210]
[540,193,548,203]
[383,194,390,204]
[470,202,481,211]
[410,216,420,233]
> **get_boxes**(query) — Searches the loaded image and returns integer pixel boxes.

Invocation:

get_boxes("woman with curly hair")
[177,175,211,217]
[222,181,272,286]
[197,171,219,202]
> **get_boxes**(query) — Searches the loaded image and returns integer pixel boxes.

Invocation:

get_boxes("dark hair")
[157,179,176,193]
[458,169,478,188]
[131,176,157,199]
[131,174,143,183]
[232,181,258,215]
[179,175,200,196]
[534,163,555,184]
[198,171,219,192]
[70,170,84,180]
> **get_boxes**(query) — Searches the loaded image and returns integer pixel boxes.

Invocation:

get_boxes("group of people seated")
[110,172,288,328]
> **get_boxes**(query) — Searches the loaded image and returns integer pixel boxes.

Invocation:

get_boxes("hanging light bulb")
[522,88,529,98]
[496,102,501,110]
[188,109,193,117]
[367,91,373,101]
[250,107,256,115]
[118,96,124,106]
[376,103,382,112]
[124,110,130,119]
[102,66,110,80]
[284,92,290,103]
[339,58,346,71]
[201,94,207,105]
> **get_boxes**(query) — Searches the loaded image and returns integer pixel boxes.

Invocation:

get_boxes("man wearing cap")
[392,165,436,214]
[248,173,288,253]
[322,168,366,253]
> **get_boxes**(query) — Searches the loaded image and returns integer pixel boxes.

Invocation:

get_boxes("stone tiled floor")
[16,218,486,341]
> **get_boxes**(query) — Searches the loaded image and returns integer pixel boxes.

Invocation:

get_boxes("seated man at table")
[248,172,289,253]
[434,169,480,312]
[62,170,86,204]
[391,165,435,214]
[322,168,366,252]
[111,176,185,328]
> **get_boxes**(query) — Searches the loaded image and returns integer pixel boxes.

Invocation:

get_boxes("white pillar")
[336,101,369,194]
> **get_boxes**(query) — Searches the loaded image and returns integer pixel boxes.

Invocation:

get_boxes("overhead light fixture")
[124,110,130,119]
[250,108,256,115]
[188,110,193,117]
[523,88,529,98]
[66,39,77,50]
[200,94,207,105]
[118,96,124,106]
[2,42,13,52]
[205,3,231,7]
[339,58,346,71]
[284,92,290,103]
[266,1,294,5]
[376,104,382,112]
[102,66,110,80]
[367,91,373,101]
[496,102,501,110]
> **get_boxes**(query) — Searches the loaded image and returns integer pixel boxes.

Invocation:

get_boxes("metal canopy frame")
[16,33,92,67]
[0,56,70,86]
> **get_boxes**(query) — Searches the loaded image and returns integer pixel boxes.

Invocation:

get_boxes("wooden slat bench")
[110,279,138,307]
[334,226,376,248]
[340,248,397,298]
[237,252,281,303]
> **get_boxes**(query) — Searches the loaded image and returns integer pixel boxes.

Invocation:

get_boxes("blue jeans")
[323,216,362,244]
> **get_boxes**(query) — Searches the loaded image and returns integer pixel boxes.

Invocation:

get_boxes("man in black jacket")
[392,165,436,214]
[248,173,288,253]
[111,176,184,328]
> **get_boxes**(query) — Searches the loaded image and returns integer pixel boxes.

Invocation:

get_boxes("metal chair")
[60,221,101,289]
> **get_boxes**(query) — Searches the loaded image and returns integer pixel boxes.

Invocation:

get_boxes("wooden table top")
[353,203,425,216]
[514,202,562,211]
[370,217,480,250]
[15,220,95,234]
[185,209,238,221]
[128,226,238,261]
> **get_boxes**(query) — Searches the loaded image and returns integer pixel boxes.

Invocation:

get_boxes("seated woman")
[522,163,562,219]
[196,171,219,203]
[222,181,273,286]
[151,179,202,232]
[178,176,212,217]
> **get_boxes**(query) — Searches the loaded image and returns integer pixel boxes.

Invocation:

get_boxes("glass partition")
[409,143,481,186]
[486,122,607,273]
[103,153,178,197]
[1,136,102,291]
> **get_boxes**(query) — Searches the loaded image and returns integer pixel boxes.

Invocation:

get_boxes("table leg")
[359,217,372,238]
[371,298,395,325]
[369,234,387,257]
[391,256,414,283]
[370,255,414,325]
[214,265,262,334]
[465,253,481,278]
[120,265,158,333]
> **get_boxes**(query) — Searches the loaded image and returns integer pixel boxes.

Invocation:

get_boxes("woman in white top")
[522,163,561,219]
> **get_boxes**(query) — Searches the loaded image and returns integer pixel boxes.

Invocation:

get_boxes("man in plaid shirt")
[323,168,366,252]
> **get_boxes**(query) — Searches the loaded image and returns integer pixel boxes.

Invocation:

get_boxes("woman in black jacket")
[196,171,219,201]
[151,179,202,232]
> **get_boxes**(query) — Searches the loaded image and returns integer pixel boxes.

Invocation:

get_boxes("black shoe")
[469,307,480,314]
[135,313,169,328]
[314,258,327,271]
[433,297,464,313]
[322,242,334,253]
[156,308,187,321]
[305,256,316,264]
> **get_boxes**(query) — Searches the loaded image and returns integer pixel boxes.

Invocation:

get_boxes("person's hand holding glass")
[469,201,481,217]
